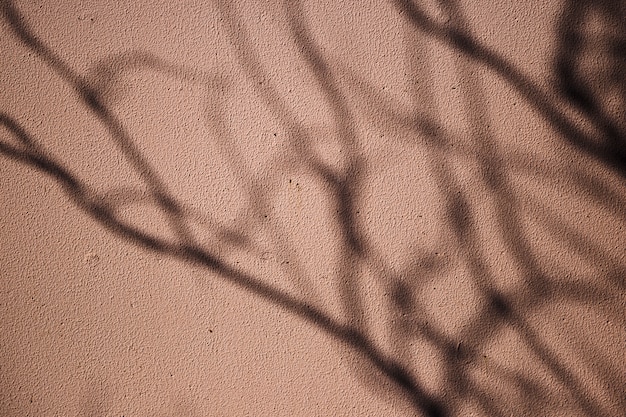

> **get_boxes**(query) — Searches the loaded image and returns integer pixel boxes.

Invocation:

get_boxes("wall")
[1,0,625,416]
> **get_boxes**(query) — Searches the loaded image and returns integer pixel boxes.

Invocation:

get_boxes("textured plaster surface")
[1,0,625,416]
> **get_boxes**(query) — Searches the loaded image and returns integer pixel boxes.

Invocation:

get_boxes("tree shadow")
[1,0,625,416]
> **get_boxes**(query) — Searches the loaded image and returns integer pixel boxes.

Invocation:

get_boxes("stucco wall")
[1,0,625,416]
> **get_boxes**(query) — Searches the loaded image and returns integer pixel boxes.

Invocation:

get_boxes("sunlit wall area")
[1,1,625,416]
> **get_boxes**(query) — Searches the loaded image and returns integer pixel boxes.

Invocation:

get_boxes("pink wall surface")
[1,0,625,416]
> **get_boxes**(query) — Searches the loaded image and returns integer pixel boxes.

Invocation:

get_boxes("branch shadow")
[1,0,625,416]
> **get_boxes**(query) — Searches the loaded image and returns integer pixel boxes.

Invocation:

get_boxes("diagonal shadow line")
[0,0,194,245]
[391,2,624,415]
[1,1,446,415]
[391,0,626,177]
[5,1,621,415]
[555,0,626,144]
[0,111,446,416]
[215,2,370,302]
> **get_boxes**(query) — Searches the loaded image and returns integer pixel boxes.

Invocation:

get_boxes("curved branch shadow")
[0,1,445,415]
[393,0,626,175]
[2,0,625,416]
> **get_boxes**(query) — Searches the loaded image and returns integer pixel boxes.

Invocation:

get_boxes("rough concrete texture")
[1,0,625,416]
